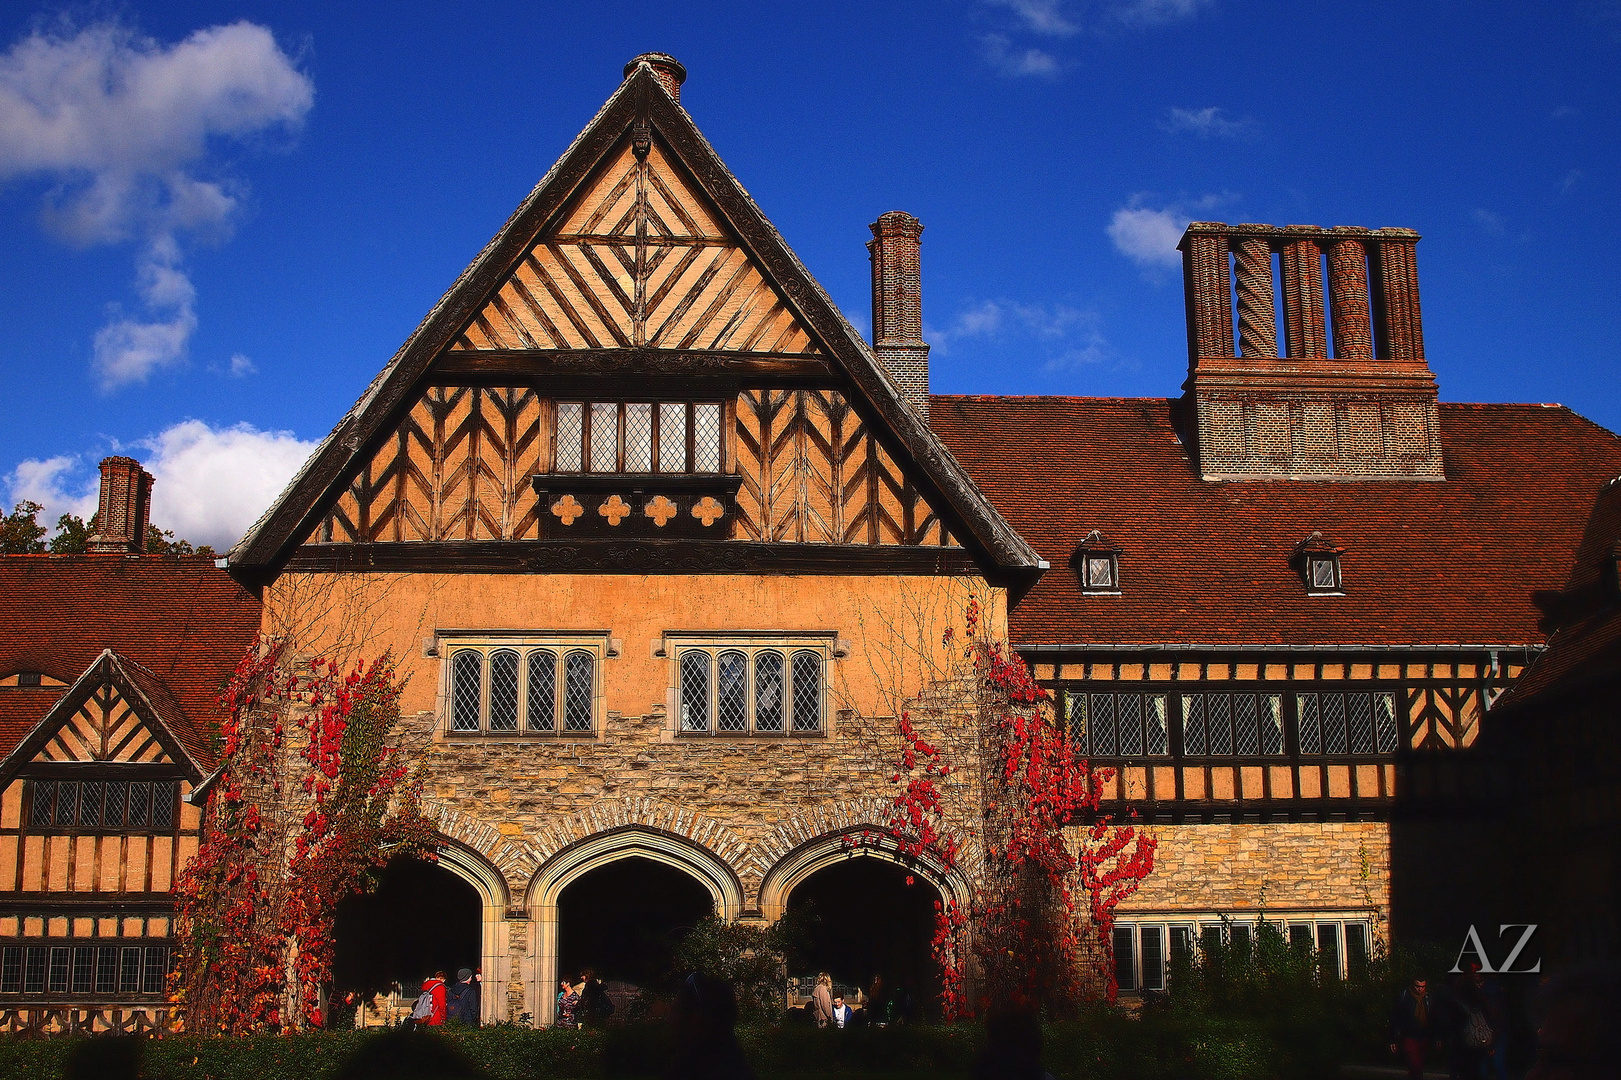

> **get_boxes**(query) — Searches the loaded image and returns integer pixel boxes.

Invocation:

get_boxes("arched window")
[488,649,520,731]
[716,651,747,732]
[527,650,557,731]
[680,651,710,732]
[753,651,784,732]
[451,651,483,732]
[791,650,823,732]
[563,651,595,732]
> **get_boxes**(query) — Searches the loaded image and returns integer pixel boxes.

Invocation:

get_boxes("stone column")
[1233,236,1277,358]
[1279,238,1327,358]
[1181,230,1235,360]
[1327,235,1374,361]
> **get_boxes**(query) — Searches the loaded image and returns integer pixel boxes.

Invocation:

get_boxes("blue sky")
[2,1,1618,547]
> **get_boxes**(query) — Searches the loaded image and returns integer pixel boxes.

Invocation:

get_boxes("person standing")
[557,978,581,1028]
[447,967,481,1027]
[830,994,853,1029]
[578,968,614,1027]
[418,971,448,1027]
[812,973,834,1029]
[1389,976,1436,1080]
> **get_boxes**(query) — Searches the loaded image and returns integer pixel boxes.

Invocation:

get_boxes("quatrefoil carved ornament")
[550,494,584,526]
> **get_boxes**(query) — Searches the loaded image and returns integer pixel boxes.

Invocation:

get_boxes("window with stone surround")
[442,635,608,735]
[668,637,830,736]
[553,401,723,474]
[1111,915,1372,990]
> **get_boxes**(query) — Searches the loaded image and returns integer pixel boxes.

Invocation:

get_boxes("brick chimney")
[87,456,153,555]
[868,211,931,421]
[1179,222,1442,482]
[624,53,687,104]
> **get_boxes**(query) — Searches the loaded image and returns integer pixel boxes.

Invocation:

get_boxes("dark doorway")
[332,856,481,995]
[787,857,941,1016]
[557,856,713,992]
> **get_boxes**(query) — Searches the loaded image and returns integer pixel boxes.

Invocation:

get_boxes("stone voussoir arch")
[427,800,540,900]
[754,800,976,921]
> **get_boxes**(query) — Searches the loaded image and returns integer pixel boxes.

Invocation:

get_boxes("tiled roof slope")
[930,397,1621,648]
[0,556,262,760]
[1495,476,1621,709]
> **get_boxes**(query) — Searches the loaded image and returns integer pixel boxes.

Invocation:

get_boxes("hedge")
[0,1012,1317,1080]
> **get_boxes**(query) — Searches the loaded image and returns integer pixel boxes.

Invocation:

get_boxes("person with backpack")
[447,967,481,1027]
[403,971,447,1031]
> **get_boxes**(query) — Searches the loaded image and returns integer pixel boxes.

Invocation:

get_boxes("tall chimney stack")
[868,211,931,421]
[624,53,687,104]
[87,456,153,555]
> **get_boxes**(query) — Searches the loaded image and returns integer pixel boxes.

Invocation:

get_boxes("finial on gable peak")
[624,53,687,103]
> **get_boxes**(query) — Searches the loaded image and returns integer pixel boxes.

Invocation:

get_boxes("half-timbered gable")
[232,56,1036,583]
[0,544,260,1034]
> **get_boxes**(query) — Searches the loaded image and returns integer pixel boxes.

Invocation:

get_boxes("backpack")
[410,988,436,1020]
[1463,1008,1493,1050]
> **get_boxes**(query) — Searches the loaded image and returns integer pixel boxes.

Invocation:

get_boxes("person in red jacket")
[422,971,448,1026]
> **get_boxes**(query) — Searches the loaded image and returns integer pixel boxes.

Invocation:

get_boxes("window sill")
[443,729,598,739]
[675,729,826,739]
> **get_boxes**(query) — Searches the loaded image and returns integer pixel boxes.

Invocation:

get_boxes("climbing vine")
[170,641,434,1034]
[856,599,1157,1015]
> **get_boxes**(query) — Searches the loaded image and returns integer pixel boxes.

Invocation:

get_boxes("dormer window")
[1075,530,1123,594]
[1295,533,1345,595]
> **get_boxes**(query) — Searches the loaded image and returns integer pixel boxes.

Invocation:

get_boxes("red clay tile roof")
[0,555,262,761]
[930,397,1621,649]
[1495,475,1621,709]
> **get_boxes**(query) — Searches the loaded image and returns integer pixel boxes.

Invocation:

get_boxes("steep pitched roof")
[0,650,214,783]
[930,397,1621,648]
[1495,475,1621,710]
[0,555,261,760]
[229,59,1039,581]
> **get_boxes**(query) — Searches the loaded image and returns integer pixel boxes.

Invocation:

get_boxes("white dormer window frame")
[1295,533,1345,596]
[1075,530,1123,595]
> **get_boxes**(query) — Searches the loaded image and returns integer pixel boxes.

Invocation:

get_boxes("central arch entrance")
[528,828,746,1024]
[786,858,942,1019]
[557,856,713,992]
[333,856,482,997]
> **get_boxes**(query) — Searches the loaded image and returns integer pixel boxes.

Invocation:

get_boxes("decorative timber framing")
[229,59,1041,587]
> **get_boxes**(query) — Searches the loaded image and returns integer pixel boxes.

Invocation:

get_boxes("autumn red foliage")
[170,641,434,1033]
[862,600,1156,1016]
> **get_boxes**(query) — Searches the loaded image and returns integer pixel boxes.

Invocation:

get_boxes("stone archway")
[526,826,745,1025]
[331,837,511,1024]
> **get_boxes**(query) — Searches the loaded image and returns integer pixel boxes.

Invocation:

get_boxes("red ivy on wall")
[170,642,434,1034]
[857,600,1157,1016]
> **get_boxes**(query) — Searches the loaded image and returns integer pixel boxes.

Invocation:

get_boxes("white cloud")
[7,420,316,551]
[1113,0,1212,25]
[228,353,257,377]
[929,298,1112,371]
[1107,203,1190,268]
[1559,169,1584,194]
[1473,208,1507,236]
[982,34,1062,77]
[0,20,312,389]
[1160,106,1254,139]
[982,0,1079,36]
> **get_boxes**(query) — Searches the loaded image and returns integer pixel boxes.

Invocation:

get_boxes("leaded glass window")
[754,652,784,732]
[680,652,710,732]
[717,651,748,732]
[564,651,595,732]
[527,651,557,732]
[675,644,827,735]
[1296,692,1398,756]
[1178,693,1284,757]
[1069,692,1171,758]
[792,651,822,732]
[452,651,483,732]
[488,649,520,731]
[552,400,722,474]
